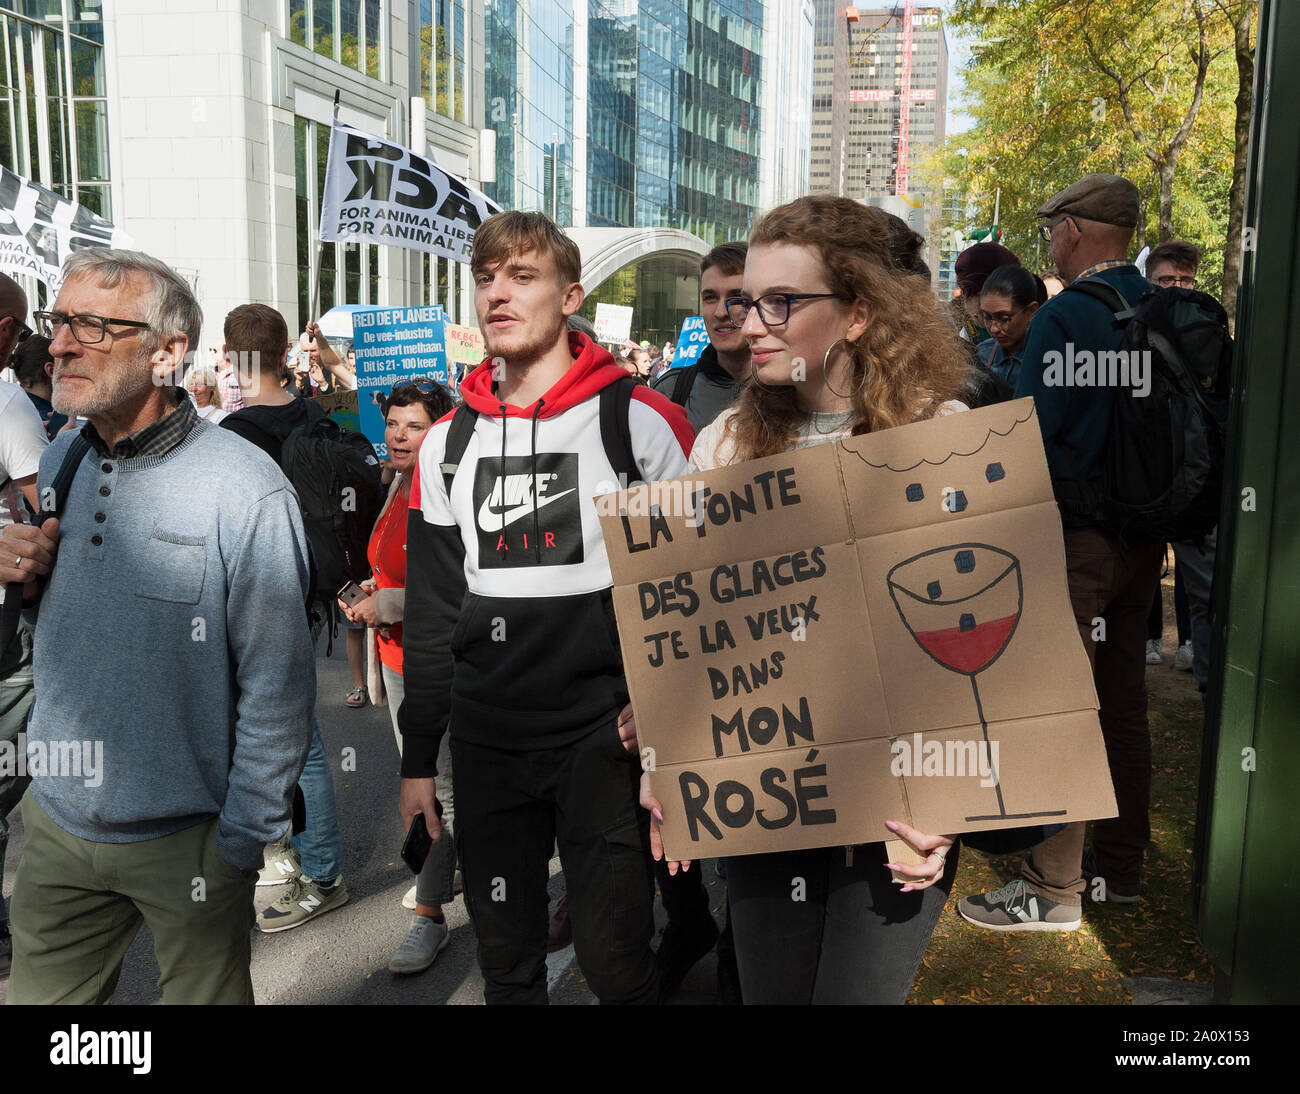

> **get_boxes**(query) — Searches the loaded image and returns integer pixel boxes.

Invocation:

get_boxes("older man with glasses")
[959,174,1165,932]
[0,250,315,1003]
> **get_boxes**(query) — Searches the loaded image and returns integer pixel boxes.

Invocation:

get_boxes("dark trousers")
[1023,527,1163,901]
[1146,551,1190,646]
[726,840,957,1004]
[452,723,657,1005]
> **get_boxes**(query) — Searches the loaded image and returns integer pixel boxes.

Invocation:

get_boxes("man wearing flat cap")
[959,173,1164,931]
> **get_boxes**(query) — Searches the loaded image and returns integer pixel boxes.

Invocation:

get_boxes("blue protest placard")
[672,316,709,369]
[353,305,448,458]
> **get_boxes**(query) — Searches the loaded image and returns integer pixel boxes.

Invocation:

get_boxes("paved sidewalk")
[0,639,723,1005]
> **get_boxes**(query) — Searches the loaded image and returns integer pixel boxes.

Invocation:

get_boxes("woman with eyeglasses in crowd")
[649,195,975,1004]
[978,265,1048,388]
[337,377,460,975]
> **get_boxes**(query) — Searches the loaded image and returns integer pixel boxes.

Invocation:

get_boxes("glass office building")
[483,0,574,222]
[0,0,112,219]
[485,0,766,245]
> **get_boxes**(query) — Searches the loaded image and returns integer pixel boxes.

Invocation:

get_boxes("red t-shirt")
[369,482,409,673]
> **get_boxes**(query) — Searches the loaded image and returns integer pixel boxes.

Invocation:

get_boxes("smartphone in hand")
[401,813,433,874]
[337,580,368,609]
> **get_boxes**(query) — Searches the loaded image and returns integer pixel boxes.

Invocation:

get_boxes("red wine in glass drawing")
[886,543,1067,824]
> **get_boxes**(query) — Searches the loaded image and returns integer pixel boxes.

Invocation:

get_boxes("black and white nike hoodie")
[398,332,694,776]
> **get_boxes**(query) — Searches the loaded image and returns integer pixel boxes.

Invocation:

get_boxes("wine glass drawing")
[886,543,1067,823]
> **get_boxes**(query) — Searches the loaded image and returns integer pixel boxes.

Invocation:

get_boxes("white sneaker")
[389,915,450,974]
[1174,641,1194,672]
[1145,639,1163,664]
[402,884,417,910]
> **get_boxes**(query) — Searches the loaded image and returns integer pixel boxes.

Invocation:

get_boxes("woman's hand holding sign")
[640,773,692,876]
[622,700,693,875]
[883,818,956,893]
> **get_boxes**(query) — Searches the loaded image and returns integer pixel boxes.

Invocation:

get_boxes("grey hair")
[61,249,202,360]
[184,364,222,409]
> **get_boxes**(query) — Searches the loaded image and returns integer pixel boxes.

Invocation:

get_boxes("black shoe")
[655,917,720,1002]
[1081,844,1142,904]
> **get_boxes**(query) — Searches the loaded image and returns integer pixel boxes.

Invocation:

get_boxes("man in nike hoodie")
[398,212,693,1004]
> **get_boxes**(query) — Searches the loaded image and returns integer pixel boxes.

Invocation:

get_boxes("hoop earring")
[822,337,866,398]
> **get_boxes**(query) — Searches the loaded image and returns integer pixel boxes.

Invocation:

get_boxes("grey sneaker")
[1145,638,1163,664]
[257,875,348,933]
[258,834,301,887]
[958,878,1081,932]
[1174,640,1194,672]
[389,915,450,974]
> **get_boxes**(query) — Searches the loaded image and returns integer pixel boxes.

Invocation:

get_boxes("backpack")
[1056,281,1231,544]
[439,375,643,498]
[665,362,702,409]
[277,414,385,610]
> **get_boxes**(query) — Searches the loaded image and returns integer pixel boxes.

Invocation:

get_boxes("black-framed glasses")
[391,378,441,395]
[1038,215,1079,243]
[979,307,1026,330]
[1151,274,1197,289]
[33,311,152,345]
[725,292,842,327]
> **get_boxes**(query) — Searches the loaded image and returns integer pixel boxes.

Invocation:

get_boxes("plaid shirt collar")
[1074,259,1135,282]
[83,388,200,459]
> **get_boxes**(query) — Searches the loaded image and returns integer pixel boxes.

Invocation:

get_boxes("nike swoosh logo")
[478,488,576,530]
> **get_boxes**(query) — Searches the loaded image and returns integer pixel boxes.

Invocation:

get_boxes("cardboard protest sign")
[353,305,447,458]
[596,399,1115,860]
[0,167,133,293]
[445,323,485,389]
[593,303,633,345]
[314,389,360,433]
[319,124,501,264]
[672,316,709,368]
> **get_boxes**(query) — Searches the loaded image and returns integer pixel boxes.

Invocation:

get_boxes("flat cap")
[1037,174,1140,228]
[955,242,1020,295]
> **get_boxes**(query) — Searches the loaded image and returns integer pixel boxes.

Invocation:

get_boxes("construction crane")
[844,2,916,197]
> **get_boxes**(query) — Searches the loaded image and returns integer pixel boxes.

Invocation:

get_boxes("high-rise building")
[809,4,947,226]
[484,0,772,245]
[760,0,815,211]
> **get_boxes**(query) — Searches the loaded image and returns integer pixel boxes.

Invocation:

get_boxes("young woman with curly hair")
[656,195,976,1004]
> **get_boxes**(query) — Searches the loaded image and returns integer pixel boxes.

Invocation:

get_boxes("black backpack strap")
[440,404,479,498]
[0,432,92,649]
[670,362,702,408]
[1065,278,1134,323]
[600,377,643,489]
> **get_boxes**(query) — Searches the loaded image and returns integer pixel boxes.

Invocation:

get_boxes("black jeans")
[726,840,957,1004]
[452,722,657,1004]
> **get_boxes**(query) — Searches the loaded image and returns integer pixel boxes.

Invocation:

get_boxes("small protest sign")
[597,399,1116,860]
[444,323,485,388]
[314,389,361,434]
[593,303,633,345]
[672,316,709,369]
[352,305,447,458]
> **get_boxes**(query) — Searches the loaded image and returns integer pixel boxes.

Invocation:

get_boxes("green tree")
[934,0,1255,307]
